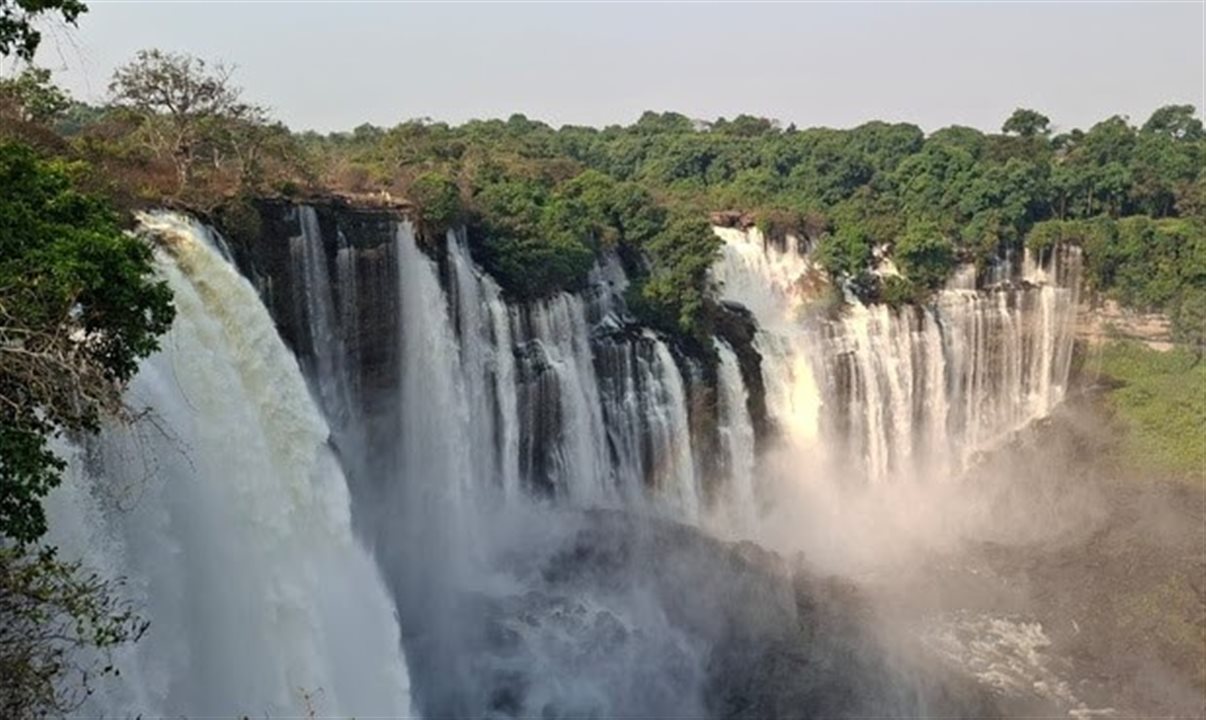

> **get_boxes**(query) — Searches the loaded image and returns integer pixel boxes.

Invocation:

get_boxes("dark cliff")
[217,198,773,498]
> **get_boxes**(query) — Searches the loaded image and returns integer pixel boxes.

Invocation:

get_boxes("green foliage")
[1096,342,1206,484]
[410,171,461,233]
[0,142,174,542]
[51,101,107,137]
[895,218,956,291]
[1026,214,1205,321]
[468,176,597,298]
[29,51,1206,331]
[815,224,873,282]
[630,216,722,339]
[880,275,921,307]
[557,169,666,247]
[0,0,86,60]
[1001,108,1051,138]
[1170,286,1206,353]
[961,209,1015,267]
[479,230,596,300]
[1141,104,1203,141]
[242,101,1203,324]
[1024,218,1068,254]
[0,66,69,124]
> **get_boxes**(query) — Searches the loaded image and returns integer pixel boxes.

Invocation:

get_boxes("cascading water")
[263,210,765,715]
[45,213,415,718]
[712,226,1082,487]
[714,340,759,529]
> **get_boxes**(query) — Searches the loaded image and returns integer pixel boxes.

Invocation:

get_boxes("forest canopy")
[2,50,1203,345]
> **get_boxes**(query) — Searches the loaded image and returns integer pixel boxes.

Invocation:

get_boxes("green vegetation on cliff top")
[2,50,1203,345]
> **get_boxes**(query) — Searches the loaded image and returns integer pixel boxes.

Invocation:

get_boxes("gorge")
[39,199,1110,718]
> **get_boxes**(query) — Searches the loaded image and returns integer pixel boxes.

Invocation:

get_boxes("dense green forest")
[1,50,1201,344]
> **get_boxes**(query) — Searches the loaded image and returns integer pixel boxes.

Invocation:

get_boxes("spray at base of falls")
[45,213,414,719]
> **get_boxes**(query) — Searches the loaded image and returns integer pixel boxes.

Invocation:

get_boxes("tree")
[0,143,174,542]
[0,66,69,124]
[409,171,461,234]
[895,218,955,291]
[0,141,169,717]
[711,114,778,137]
[633,110,694,135]
[815,223,873,282]
[631,216,722,339]
[1002,108,1051,138]
[1141,104,1203,141]
[1,545,148,719]
[109,49,266,190]
[0,0,85,60]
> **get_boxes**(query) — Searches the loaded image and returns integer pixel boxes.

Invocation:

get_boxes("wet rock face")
[715,301,774,449]
[222,199,402,410]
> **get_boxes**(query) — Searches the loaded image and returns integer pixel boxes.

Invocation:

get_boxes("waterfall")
[713,226,1082,485]
[715,340,758,528]
[447,233,522,501]
[270,209,1083,542]
[649,338,702,518]
[345,222,713,714]
[50,202,1085,716]
[512,292,614,503]
[291,205,356,430]
[45,212,414,719]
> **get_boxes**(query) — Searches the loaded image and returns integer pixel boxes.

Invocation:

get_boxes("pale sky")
[28,1,1206,134]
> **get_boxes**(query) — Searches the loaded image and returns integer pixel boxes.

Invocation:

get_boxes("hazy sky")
[30,1,1205,134]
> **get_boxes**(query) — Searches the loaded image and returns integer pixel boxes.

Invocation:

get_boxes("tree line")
[3,49,1201,346]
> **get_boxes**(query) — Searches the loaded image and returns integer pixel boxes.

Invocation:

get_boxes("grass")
[1116,572,1206,688]
[1088,341,1206,486]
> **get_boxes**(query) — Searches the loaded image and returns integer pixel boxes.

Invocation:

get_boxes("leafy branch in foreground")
[0,545,149,719]
[0,139,170,719]
[0,0,86,61]
[0,142,174,542]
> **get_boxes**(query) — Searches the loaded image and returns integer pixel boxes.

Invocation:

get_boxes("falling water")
[512,291,614,503]
[45,212,414,719]
[291,205,356,430]
[713,226,1082,485]
[715,340,758,528]
[350,223,716,714]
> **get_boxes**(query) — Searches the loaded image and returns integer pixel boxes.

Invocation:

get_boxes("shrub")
[409,171,461,233]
